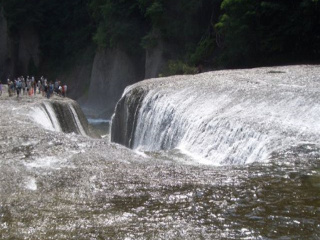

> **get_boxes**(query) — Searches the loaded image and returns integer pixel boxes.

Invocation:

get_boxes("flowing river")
[1,65,320,239]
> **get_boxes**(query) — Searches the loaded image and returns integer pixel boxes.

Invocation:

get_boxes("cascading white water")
[31,102,62,132]
[30,100,88,136]
[68,103,87,136]
[43,102,62,132]
[115,65,320,165]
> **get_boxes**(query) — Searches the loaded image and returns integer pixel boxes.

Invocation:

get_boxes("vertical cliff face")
[17,26,40,75]
[0,10,40,79]
[0,8,9,81]
[55,46,95,101]
[58,60,93,100]
[144,30,167,79]
[82,37,170,119]
[84,48,144,118]
[145,40,167,79]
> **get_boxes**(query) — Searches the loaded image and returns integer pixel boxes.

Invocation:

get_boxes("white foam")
[30,105,56,131]
[24,156,64,170]
[69,103,87,136]
[128,67,320,165]
[25,177,37,191]
[43,102,62,131]
[134,149,149,158]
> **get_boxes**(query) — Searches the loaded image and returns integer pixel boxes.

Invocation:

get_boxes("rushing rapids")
[112,65,320,165]
[1,66,320,239]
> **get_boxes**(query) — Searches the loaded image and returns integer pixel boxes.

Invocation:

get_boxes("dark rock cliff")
[0,9,40,80]
[83,48,144,118]
[55,46,95,101]
[0,8,9,81]
[81,38,167,118]
[18,26,40,75]
[144,29,167,79]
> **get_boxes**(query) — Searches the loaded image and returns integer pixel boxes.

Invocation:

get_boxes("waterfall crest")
[111,65,320,165]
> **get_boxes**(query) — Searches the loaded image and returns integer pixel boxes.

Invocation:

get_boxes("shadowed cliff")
[82,48,145,119]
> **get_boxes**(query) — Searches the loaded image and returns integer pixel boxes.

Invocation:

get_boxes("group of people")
[4,76,67,99]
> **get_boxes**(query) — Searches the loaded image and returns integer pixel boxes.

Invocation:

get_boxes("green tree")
[1,0,43,35]
[89,0,146,53]
[215,0,259,67]
[140,0,222,71]
[39,0,94,62]
[215,0,320,67]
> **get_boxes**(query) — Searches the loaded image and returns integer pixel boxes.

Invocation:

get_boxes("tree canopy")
[1,0,319,74]
[216,0,320,67]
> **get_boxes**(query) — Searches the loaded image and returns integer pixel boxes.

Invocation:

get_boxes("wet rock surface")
[1,73,320,239]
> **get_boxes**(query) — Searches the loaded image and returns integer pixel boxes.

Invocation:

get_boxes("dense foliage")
[1,0,319,75]
[216,0,320,67]
[1,0,95,75]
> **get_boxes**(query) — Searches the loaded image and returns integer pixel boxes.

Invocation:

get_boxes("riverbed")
[0,82,319,239]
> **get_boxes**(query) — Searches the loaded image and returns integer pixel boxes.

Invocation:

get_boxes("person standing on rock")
[9,80,14,97]
[42,78,46,97]
[37,80,42,94]
[33,78,37,95]
[47,81,54,99]
[46,82,50,99]
[54,80,59,94]
[22,79,26,95]
[26,78,31,96]
[16,79,22,98]
[44,82,48,97]
[58,85,62,97]
[63,84,67,97]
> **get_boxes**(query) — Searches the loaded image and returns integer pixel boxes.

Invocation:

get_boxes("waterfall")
[30,100,89,136]
[43,102,62,132]
[68,103,87,136]
[31,102,61,132]
[111,65,320,165]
